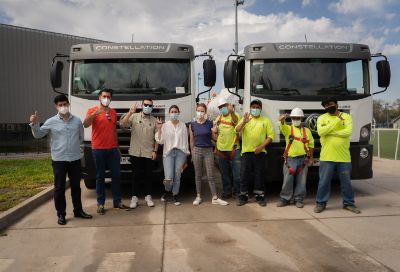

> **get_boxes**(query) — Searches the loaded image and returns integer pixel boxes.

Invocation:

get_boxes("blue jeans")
[280,157,308,202]
[92,148,121,206]
[316,161,355,206]
[218,149,241,195]
[163,148,187,195]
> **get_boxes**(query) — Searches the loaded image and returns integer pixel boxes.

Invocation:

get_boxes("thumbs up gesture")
[30,111,39,124]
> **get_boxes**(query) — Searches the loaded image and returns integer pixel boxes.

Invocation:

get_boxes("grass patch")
[372,130,400,159]
[0,157,53,211]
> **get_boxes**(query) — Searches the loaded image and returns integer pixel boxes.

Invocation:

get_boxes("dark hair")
[250,99,262,108]
[54,94,69,104]
[169,105,180,113]
[196,103,207,112]
[142,98,153,104]
[99,88,113,97]
[321,96,338,107]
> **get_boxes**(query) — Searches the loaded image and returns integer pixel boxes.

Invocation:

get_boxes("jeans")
[163,148,187,195]
[240,152,266,195]
[316,161,355,206]
[280,157,308,202]
[218,149,241,195]
[131,156,155,196]
[51,159,82,216]
[92,148,121,206]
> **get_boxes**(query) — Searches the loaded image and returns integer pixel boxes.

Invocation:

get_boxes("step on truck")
[50,43,216,189]
[223,42,391,181]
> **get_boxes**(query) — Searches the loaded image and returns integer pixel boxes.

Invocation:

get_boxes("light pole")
[235,0,244,53]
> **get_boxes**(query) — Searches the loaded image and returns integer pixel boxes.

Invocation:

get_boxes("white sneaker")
[212,197,229,206]
[130,196,139,209]
[145,195,155,207]
[193,196,202,206]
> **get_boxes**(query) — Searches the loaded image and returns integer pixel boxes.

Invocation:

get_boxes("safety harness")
[283,125,311,175]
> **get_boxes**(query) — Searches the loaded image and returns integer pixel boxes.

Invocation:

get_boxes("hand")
[156,117,163,130]
[254,145,264,154]
[307,157,314,167]
[30,111,39,124]
[93,107,103,116]
[129,103,139,114]
[243,112,250,123]
[151,151,157,160]
[211,124,218,134]
[279,114,287,123]
[337,112,344,120]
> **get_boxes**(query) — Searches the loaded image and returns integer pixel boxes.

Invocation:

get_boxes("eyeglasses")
[143,103,153,107]
[105,112,111,121]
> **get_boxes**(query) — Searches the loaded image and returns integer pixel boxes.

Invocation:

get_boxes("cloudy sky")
[0,0,399,101]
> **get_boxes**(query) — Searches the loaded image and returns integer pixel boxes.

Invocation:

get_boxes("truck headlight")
[360,148,369,159]
[360,125,370,142]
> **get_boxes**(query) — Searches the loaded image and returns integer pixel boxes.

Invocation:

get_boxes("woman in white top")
[155,105,189,205]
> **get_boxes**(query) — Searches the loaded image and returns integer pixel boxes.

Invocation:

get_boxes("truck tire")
[84,178,96,189]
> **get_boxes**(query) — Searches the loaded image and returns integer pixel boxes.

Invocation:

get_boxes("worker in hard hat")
[277,107,314,208]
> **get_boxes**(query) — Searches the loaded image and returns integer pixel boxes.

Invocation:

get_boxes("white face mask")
[58,106,69,115]
[196,111,205,119]
[101,98,111,107]
[292,120,302,127]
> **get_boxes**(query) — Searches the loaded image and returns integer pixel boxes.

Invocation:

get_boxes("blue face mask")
[250,108,261,117]
[219,106,229,115]
[170,113,179,121]
[143,106,153,115]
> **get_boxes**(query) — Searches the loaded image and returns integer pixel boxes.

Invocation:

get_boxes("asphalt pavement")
[0,158,399,272]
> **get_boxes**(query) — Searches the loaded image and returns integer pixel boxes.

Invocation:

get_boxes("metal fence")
[0,123,49,156]
[371,128,400,160]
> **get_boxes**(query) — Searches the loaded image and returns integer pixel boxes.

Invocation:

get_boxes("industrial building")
[0,24,104,154]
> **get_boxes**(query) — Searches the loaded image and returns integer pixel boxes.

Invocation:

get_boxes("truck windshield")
[250,59,369,96]
[72,59,190,95]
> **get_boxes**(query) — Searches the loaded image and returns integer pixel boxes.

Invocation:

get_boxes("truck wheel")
[84,178,96,189]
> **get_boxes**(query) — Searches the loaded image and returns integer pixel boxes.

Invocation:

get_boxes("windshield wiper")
[271,88,301,95]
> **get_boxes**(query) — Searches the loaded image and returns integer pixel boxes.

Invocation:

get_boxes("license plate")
[312,158,320,167]
[120,156,130,165]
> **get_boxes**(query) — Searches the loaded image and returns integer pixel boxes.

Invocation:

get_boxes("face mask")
[292,120,302,127]
[325,105,337,114]
[219,107,229,115]
[143,106,153,115]
[196,111,205,119]
[58,106,69,115]
[250,108,261,117]
[101,98,111,107]
[170,113,179,121]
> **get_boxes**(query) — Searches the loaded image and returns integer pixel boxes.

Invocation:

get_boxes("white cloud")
[302,0,313,7]
[329,0,387,14]
[383,44,400,55]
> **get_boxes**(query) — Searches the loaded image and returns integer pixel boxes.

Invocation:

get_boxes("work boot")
[255,194,266,207]
[237,194,248,206]
[314,203,326,213]
[276,200,289,207]
[343,205,361,214]
[295,201,304,208]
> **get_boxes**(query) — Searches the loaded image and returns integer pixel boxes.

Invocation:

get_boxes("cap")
[250,99,262,107]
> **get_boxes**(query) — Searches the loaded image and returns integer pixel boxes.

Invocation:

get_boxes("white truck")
[50,43,216,188]
[223,42,391,181]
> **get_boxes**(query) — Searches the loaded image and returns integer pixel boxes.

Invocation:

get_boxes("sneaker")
[212,197,229,206]
[255,195,266,207]
[97,205,105,215]
[236,194,248,206]
[145,195,155,207]
[276,200,289,207]
[114,202,130,210]
[130,196,139,208]
[295,201,304,208]
[314,203,326,213]
[343,205,361,214]
[173,195,181,206]
[193,196,202,206]
[161,191,172,202]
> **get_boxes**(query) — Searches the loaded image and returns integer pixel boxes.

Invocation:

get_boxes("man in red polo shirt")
[83,88,129,214]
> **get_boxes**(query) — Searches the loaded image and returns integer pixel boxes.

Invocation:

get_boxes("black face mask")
[325,105,337,114]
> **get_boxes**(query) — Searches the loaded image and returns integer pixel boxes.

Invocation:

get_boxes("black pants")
[131,156,155,196]
[51,160,82,216]
[240,152,266,195]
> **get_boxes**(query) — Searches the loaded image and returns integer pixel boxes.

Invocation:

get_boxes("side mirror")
[237,59,245,89]
[224,60,237,88]
[50,61,64,89]
[376,60,391,88]
[203,59,216,87]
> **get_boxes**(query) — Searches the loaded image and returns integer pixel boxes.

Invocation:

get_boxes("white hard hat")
[217,98,228,107]
[290,107,304,117]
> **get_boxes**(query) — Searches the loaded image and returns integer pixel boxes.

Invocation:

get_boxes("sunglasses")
[143,103,153,107]
[105,112,111,121]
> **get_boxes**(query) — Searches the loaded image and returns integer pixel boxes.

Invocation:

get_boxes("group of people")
[30,88,360,225]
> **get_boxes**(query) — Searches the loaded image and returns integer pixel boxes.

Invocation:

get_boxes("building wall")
[0,24,105,124]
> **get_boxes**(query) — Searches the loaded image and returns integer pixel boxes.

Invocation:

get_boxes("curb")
[0,186,55,231]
